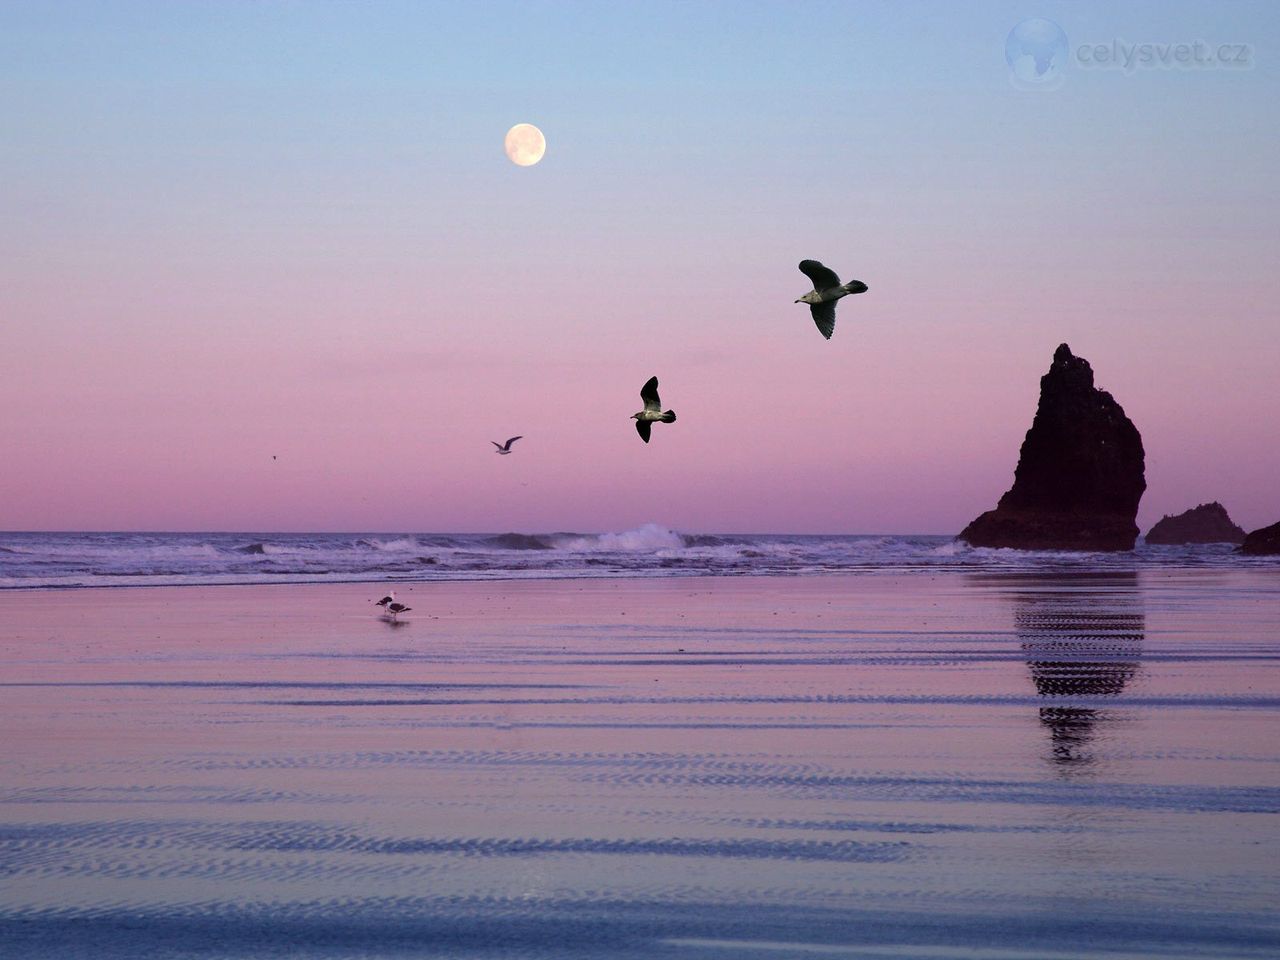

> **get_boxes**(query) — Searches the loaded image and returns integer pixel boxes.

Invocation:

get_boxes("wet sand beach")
[2,571,1278,958]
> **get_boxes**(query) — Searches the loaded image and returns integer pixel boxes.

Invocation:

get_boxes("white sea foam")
[365,537,418,552]
[0,529,1264,589]
[557,524,686,553]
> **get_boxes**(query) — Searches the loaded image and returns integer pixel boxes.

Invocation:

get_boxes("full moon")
[504,123,546,167]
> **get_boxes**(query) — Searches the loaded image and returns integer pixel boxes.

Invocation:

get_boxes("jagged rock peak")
[1049,342,1093,389]
[959,343,1145,551]
[1145,502,1246,545]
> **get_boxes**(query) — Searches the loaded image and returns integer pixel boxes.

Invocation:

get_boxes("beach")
[5,2,1278,956]
[2,570,1279,958]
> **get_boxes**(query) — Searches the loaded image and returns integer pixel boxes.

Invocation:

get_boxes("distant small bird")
[374,592,396,607]
[631,376,677,443]
[491,436,523,455]
[795,260,868,339]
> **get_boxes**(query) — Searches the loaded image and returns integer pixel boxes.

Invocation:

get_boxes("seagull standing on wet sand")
[375,593,412,620]
[795,259,868,339]
[384,600,411,620]
[631,376,677,443]
[491,436,522,455]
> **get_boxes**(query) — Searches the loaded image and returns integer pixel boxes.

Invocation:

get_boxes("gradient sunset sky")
[2,1,1277,534]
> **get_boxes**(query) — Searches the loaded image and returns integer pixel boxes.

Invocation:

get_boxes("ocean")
[1,537,1277,958]
[0,526,1264,589]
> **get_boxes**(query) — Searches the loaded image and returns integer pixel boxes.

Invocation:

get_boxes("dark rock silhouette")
[1145,502,1246,544]
[483,533,553,550]
[959,344,1145,551]
[1241,520,1280,555]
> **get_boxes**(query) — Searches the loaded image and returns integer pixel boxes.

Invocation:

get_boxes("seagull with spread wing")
[795,259,868,339]
[491,436,522,455]
[631,376,677,444]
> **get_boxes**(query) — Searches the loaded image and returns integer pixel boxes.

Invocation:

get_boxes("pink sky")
[1,2,1277,534]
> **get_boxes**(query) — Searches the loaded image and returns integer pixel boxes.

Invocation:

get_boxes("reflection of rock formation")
[1012,573,1144,769]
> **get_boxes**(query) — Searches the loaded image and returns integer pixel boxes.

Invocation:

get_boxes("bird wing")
[799,259,841,290]
[640,376,662,412]
[635,419,652,443]
[491,441,504,450]
[810,301,837,340]
[504,436,523,450]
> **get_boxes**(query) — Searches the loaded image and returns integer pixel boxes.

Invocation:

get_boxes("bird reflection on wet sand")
[1008,572,1144,771]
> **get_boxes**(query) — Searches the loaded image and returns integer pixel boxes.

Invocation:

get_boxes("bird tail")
[661,410,676,423]
[843,280,868,295]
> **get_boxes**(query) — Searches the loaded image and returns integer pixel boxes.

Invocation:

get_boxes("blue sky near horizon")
[1,1,1277,533]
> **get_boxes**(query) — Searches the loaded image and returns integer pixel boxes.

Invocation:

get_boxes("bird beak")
[794,298,801,303]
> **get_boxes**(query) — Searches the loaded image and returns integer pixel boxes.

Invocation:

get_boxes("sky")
[1,0,1277,534]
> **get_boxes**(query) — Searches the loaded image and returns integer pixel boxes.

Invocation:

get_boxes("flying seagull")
[795,260,868,339]
[491,436,523,455]
[631,376,676,443]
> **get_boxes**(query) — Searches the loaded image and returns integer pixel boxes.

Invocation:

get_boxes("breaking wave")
[557,523,685,553]
[0,527,1268,590]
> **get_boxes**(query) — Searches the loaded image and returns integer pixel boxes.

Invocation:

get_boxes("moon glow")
[504,123,546,166]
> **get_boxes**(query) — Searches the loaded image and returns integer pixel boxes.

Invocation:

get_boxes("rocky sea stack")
[959,344,1146,551]
[1240,521,1280,556]
[1145,502,1246,544]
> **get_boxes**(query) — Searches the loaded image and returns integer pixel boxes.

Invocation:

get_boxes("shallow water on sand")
[2,571,1278,958]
